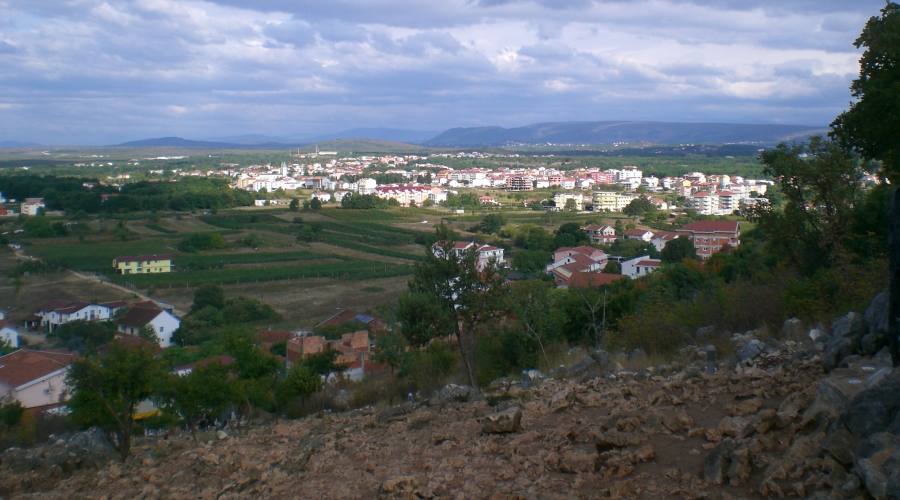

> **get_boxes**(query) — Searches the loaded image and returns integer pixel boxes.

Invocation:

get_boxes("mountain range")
[422,121,825,147]
[2,121,826,150]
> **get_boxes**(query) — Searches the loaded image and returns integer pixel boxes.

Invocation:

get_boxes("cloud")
[0,0,885,144]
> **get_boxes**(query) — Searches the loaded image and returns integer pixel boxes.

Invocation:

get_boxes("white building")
[432,241,505,271]
[0,350,76,409]
[621,255,662,279]
[357,178,377,195]
[553,192,584,211]
[117,302,181,348]
[20,198,45,216]
[593,191,636,212]
[0,319,19,348]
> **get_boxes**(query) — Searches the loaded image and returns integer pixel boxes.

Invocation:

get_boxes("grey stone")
[704,440,735,485]
[782,317,804,339]
[864,291,889,335]
[737,339,766,362]
[853,432,900,500]
[481,406,522,434]
[831,312,867,341]
[429,384,473,406]
[841,368,900,438]
[824,336,856,372]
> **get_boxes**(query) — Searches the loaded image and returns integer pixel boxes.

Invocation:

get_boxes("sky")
[0,0,888,145]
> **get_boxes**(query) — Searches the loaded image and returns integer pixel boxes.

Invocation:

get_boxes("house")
[553,192,584,211]
[582,224,617,245]
[621,255,662,279]
[286,331,372,381]
[432,241,505,271]
[113,254,173,274]
[116,301,180,348]
[624,229,655,243]
[34,300,126,332]
[548,246,608,269]
[0,349,76,409]
[316,309,387,336]
[0,319,20,348]
[20,198,45,216]
[678,220,741,259]
[650,231,680,252]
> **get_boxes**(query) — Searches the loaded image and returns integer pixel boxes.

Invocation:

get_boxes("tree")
[289,198,299,211]
[400,240,507,390]
[506,280,562,366]
[830,2,900,366]
[623,197,656,217]
[564,198,577,212]
[756,137,861,272]
[309,197,322,210]
[53,320,116,353]
[373,333,408,374]
[191,284,225,312]
[604,260,621,274]
[67,342,164,460]
[478,214,505,234]
[160,363,236,438]
[660,237,698,263]
[275,364,321,410]
[554,222,589,248]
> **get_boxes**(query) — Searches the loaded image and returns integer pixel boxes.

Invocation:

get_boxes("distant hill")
[305,128,439,144]
[112,136,426,152]
[0,140,41,148]
[423,121,826,147]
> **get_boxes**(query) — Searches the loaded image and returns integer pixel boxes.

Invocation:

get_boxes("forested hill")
[423,121,825,147]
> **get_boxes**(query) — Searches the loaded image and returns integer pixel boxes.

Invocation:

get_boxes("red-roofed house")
[651,231,680,252]
[566,271,625,289]
[116,301,181,348]
[678,220,741,259]
[582,224,617,245]
[34,300,126,332]
[0,349,76,408]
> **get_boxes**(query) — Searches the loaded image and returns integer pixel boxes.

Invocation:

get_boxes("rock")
[216,430,228,441]
[863,291,889,335]
[821,428,856,466]
[832,311,867,341]
[840,368,900,438]
[728,398,763,417]
[376,403,415,424]
[718,416,752,438]
[661,410,694,434]
[548,387,575,412]
[853,432,900,500]
[704,441,735,485]
[803,368,869,427]
[430,384,473,406]
[594,431,643,451]
[481,406,522,434]
[521,369,544,387]
[558,446,597,473]
[782,318,804,339]
[727,446,752,485]
[628,348,648,364]
[380,475,419,496]
[823,336,856,372]
[778,390,813,424]
[738,339,767,362]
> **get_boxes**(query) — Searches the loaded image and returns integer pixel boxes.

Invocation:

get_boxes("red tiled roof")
[118,303,163,328]
[0,349,76,388]
[680,220,740,234]
[568,272,626,289]
[637,260,662,267]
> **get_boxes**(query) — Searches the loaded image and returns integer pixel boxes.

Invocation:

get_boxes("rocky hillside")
[1,295,897,499]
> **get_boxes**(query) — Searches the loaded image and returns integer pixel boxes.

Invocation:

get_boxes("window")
[159,326,164,333]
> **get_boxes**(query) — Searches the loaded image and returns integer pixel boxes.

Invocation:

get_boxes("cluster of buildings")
[218,151,773,215]
[0,194,45,217]
[544,220,741,287]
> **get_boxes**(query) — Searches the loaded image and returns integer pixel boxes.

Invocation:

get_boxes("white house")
[20,198,45,216]
[117,301,181,348]
[35,300,126,332]
[621,255,662,279]
[0,349,76,409]
[582,224,617,245]
[432,241,505,271]
[0,319,19,348]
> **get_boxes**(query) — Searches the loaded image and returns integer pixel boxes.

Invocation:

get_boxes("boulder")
[781,318,805,339]
[802,368,869,427]
[853,432,900,500]
[380,475,419,496]
[430,384,473,406]
[481,406,522,434]
[704,441,735,485]
[824,336,857,372]
[737,339,767,363]
[832,312,867,341]
[840,368,900,438]
[864,291,889,335]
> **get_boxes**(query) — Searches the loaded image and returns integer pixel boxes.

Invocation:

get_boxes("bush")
[178,232,226,252]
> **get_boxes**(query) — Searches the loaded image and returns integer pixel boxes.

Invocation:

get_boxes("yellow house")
[112,254,173,274]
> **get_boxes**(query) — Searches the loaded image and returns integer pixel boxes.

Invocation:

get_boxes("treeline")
[0,175,253,213]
